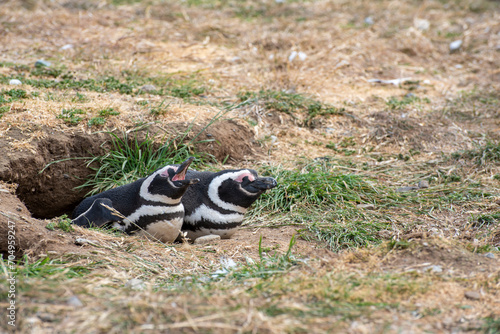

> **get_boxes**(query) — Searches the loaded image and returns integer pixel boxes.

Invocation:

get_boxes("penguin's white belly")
[137,217,183,243]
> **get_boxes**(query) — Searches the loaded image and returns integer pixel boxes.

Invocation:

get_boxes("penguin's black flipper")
[72,198,123,228]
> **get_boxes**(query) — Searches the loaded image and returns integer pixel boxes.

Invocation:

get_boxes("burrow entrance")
[0,119,259,219]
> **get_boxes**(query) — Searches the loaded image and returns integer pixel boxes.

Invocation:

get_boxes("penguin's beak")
[246,177,278,192]
[172,157,199,185]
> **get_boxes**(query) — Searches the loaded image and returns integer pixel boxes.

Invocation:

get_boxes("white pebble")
[60,44,74,50]
[125,278,146,290]
[414,18,430,31]
[67,295,83,307]
[289,51,298,62]
[450,40,463,52]
[193,234,221,245]
[9,79,22,85]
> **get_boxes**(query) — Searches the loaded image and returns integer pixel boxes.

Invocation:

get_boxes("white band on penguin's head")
[207,170,255,213]
[139,166,181,204]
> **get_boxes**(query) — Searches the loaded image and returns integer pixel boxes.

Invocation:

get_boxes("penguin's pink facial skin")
[234,172,255,183]
[234,170,277,194]
[160,167,178,178]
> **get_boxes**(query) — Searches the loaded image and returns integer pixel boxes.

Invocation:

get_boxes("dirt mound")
[0,186,86,259]
[190,118,259,162]
[0,128,106,219]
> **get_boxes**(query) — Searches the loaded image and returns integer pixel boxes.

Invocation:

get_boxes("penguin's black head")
[215,169,277,208]
[147,158,200,200]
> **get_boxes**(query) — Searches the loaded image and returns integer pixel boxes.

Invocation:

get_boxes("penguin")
[72,157,200,243]
[72,198,121,227]
[180,168,277,240]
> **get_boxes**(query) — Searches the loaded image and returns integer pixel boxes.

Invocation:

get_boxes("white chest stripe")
[139,167,180,204]
[184,204,245,225]
[125,204,184,224]
[208,171,253,213]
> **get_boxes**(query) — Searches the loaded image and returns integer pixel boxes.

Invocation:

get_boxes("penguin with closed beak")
[72,157,199,243]
[180,168,277,240]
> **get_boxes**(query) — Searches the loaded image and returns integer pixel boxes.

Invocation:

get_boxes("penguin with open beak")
[72,157,199,243]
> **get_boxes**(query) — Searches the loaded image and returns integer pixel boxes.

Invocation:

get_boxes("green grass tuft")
[46,214,74,232]
[88,117,107,127]
[238,90,344,126]
[482,316,500,334]
[78,125,215,196]
[13,256,90,279]
[57,108,86,125]
[256,161,379,212]
[452,142,500,166]
[387,95,429,110]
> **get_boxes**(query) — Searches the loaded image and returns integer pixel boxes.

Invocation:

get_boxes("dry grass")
[1,0,500,333]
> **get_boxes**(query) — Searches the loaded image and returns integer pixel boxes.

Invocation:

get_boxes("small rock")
[194,234,221,245]
[9,79,22,85]
[60,44,74,50]
[418,180,429,189]
[334,59,350,69]
[464,291,480,300]
[297,51,307,61]
[484,252,495,259]
[26,316,42,326]
[357,203,375,210]
[450,40,463,52]
[289,51,298,62]
[396,186,419,193]
[67,295,83,307]
[270,135,278,145]
[364,16,374,25]
[367,77,413,86]
[425,265,443,273]
[125,278,146,290]
[75,238,98,246]
[35,59,51,67]
[414,18,430,31]
[37,312,56,322]
[140,84,157,92]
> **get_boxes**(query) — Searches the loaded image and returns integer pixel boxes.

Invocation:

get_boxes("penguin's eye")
[160,167,177,178]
